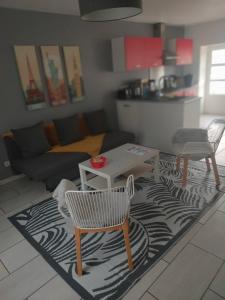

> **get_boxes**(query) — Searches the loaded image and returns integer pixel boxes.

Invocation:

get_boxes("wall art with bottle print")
[41,46,69,106]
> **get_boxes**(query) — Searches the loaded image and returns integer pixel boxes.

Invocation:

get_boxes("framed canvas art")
[41,46,68,106]
[14,45,46,111]
[63,46,85,103]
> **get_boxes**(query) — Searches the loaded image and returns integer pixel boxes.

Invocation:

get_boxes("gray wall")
[0,8,152,179]
[184,18,225,82]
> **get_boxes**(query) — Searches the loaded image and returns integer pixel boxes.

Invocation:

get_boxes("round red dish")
[90,156,107,169]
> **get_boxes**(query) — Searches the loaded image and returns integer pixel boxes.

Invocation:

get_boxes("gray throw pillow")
[12,123,51,158]
[54,114,83,146]
[84,109,108,135]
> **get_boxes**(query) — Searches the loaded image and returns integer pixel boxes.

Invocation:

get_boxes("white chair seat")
[172,125,222,186]
[173,142,214,160]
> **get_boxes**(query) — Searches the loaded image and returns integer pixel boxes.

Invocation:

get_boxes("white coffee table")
[79,143,160,190]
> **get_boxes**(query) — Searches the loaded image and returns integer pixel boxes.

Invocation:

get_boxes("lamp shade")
[78,0,143,22]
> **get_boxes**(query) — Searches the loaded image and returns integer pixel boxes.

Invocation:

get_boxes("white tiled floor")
[0,256,56,300]
[0,240,39,273]
[202,290,225,300]
[0,215,12,233]
[211,263,225,298]
[0,226,24,253]
[28,276,80,300]
[123,260,168,300]
[150,244,223,300]
[0,261,9,281]
[0,114,225,300]
[192,211,225,260]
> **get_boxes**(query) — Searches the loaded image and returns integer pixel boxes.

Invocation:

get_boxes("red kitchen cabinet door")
[176,39,193,65]
[125,37,145,71]
[145,37,163,68]
[125,37,163,70]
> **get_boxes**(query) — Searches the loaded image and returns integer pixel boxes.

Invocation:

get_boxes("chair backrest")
[207,119,225,152]
[65,175,134,229]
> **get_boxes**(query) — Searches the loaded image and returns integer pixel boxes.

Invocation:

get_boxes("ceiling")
[0,0,225,25]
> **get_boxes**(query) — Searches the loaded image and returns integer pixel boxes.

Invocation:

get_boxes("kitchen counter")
[119,96,200,104]
[117,97,201,154]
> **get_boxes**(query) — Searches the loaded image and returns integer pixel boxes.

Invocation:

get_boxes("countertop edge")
[117,96,201,104]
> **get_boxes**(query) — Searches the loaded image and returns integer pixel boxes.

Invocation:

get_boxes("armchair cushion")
[100,131,135,153]
[12,123,51,158]
[54,115,83,146]
[84,109,108,134]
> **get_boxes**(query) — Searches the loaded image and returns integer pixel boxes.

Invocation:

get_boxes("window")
[209,49,225,95]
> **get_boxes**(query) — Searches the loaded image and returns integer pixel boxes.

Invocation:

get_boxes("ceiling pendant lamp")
[78,0,143,22]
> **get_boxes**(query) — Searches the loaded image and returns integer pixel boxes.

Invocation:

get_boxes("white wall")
[185,18,225,115]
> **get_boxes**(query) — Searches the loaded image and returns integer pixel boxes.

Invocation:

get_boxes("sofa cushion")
[78,114,90,136]
[13,152,90,181]
[12,123,51,158]
[84,109,108,135]
[54,115,83,146]
[100,131,135,153]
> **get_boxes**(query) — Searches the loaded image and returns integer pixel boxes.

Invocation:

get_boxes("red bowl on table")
[90,156,107,169]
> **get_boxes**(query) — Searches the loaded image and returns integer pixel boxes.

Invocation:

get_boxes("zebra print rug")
[9,154,225,300]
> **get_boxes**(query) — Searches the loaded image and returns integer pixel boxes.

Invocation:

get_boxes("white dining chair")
[59,175,134,276]
[172,119,225,187]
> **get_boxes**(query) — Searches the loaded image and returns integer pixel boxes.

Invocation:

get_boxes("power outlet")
[3,161,10,168]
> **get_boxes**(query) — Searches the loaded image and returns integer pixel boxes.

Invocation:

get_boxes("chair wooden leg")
[210,153,220,186]
[75,228,82,276]
[122,219,133,270]
[205,157,211,172]
[176,156,181,171]
[182,156,189,187]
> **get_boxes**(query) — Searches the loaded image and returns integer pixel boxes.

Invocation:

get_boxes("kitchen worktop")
[117,96,200,104]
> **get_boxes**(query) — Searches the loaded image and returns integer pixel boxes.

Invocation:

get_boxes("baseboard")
[0,174,25,186]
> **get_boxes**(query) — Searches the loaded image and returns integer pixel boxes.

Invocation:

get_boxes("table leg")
[79,166,88,191]
[106,176,112,189]
[182,156,189,187]
[154,153,160,183]
[210,153,220,186]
